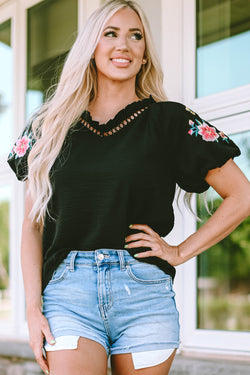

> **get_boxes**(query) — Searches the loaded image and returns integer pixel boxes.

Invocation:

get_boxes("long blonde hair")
[28,0,167,224]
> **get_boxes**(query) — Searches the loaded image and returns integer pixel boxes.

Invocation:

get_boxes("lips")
[110,57,132,63]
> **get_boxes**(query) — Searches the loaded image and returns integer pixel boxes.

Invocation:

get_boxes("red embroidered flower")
[14,135,30,157]
[198,124,219,142]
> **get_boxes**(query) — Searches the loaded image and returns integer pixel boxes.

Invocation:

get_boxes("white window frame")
[0,0,26,338]
[162,0,250,356]
[0,0,92,340]
[182,0,250,119]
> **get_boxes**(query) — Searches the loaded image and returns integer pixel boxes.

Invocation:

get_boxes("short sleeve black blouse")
[7,97,240,291]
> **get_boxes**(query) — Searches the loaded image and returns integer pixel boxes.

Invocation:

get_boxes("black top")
[7,97,241,292]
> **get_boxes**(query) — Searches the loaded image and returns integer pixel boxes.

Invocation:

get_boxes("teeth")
[112,58,130,63]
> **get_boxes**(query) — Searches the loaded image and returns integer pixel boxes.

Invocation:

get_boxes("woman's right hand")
[27,307,55,374]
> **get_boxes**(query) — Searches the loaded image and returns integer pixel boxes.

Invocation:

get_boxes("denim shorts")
[42,249,180,357]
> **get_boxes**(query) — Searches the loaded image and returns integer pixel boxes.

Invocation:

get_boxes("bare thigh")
[46,337,108,375]
[111,349,176,375]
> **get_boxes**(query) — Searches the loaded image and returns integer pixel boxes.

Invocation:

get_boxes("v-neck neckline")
[79,96,155,138]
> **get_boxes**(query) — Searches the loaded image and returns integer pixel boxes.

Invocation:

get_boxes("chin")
[105,73,137,82]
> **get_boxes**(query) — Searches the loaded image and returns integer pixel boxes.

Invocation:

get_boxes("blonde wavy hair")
[28,0,168,225]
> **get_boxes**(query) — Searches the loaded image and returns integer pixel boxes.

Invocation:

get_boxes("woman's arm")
[124,159,250,265]
[21,181,54,374]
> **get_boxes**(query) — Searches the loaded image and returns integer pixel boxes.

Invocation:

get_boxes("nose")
[115,35,129,51]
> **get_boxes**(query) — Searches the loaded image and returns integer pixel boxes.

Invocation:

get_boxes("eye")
[104,31,117,38]
[131,32,143,40]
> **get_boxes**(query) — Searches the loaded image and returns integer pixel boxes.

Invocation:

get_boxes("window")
[180,0,250,355]
[0,0,78,338]
[196,0,250,97]
[0,17,12,328]
[195,1,250,334]
[197,131,250,331]
[0,19,12,156]
[26,0,77,118]
[0,186,11,323]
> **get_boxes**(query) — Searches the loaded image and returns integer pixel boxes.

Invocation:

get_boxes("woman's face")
[94,7,146,85]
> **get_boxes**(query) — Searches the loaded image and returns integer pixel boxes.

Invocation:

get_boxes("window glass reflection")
[196,0,250,97]
[0,186,11,322]
[26,0,77,119]
[0,20,12,156]
[197,131,250,331]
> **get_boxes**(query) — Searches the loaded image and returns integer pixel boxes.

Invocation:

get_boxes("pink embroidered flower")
[189,120,194,125]
[14,135,30,157]
[188,129,193,135]
[198,124,219,142]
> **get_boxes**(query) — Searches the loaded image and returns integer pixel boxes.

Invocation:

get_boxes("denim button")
[98,254,104,260]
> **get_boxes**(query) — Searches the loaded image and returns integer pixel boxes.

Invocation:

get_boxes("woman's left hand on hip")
[125,224,181,266]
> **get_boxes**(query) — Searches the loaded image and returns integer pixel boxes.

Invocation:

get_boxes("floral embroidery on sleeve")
[185,108,229,143]
[8,126,35,160]
[219,131,229,141]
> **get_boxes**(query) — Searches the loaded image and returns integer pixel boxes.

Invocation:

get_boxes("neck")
[88,78,139,124]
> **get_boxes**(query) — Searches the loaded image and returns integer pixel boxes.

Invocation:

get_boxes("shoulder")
[153,100,186,110]
[149,100,194,136]
[150,100,191,120]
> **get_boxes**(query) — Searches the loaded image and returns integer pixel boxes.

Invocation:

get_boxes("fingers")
[125,224,160,251]
[134,245,181,266]
[125,232,153,244]
[42,316,56,346]
[30,332,50,375]
[134,250,156,258]
[125,224,179,264]
[129,224,159,237]
[33,346,49,374]
[28,312,55,374]
[126,239,154,249]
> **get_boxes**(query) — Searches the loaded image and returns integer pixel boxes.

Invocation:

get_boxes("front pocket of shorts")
[126,262,171,285]
[48,262,69,285]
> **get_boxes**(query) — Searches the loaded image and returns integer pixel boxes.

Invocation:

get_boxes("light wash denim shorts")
[42,249,180,358]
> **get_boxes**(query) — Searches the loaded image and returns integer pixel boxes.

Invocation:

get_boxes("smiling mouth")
[111,58,132,63]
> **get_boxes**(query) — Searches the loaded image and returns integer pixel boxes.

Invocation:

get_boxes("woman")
[7,1,250,374]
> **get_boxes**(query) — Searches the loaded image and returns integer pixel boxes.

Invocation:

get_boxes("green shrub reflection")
[197,194,250,331]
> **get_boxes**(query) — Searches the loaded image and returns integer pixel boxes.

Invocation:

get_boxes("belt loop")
[118,250,125,271]
[69,251,78,272]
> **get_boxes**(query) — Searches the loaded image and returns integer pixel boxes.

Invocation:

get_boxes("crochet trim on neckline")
[79,101,151,138]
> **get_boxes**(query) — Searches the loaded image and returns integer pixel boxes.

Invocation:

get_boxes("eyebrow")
[103,26,143,32]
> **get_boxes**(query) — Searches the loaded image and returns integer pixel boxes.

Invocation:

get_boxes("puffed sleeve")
[7,119,36,181]
[172,104,241,193]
